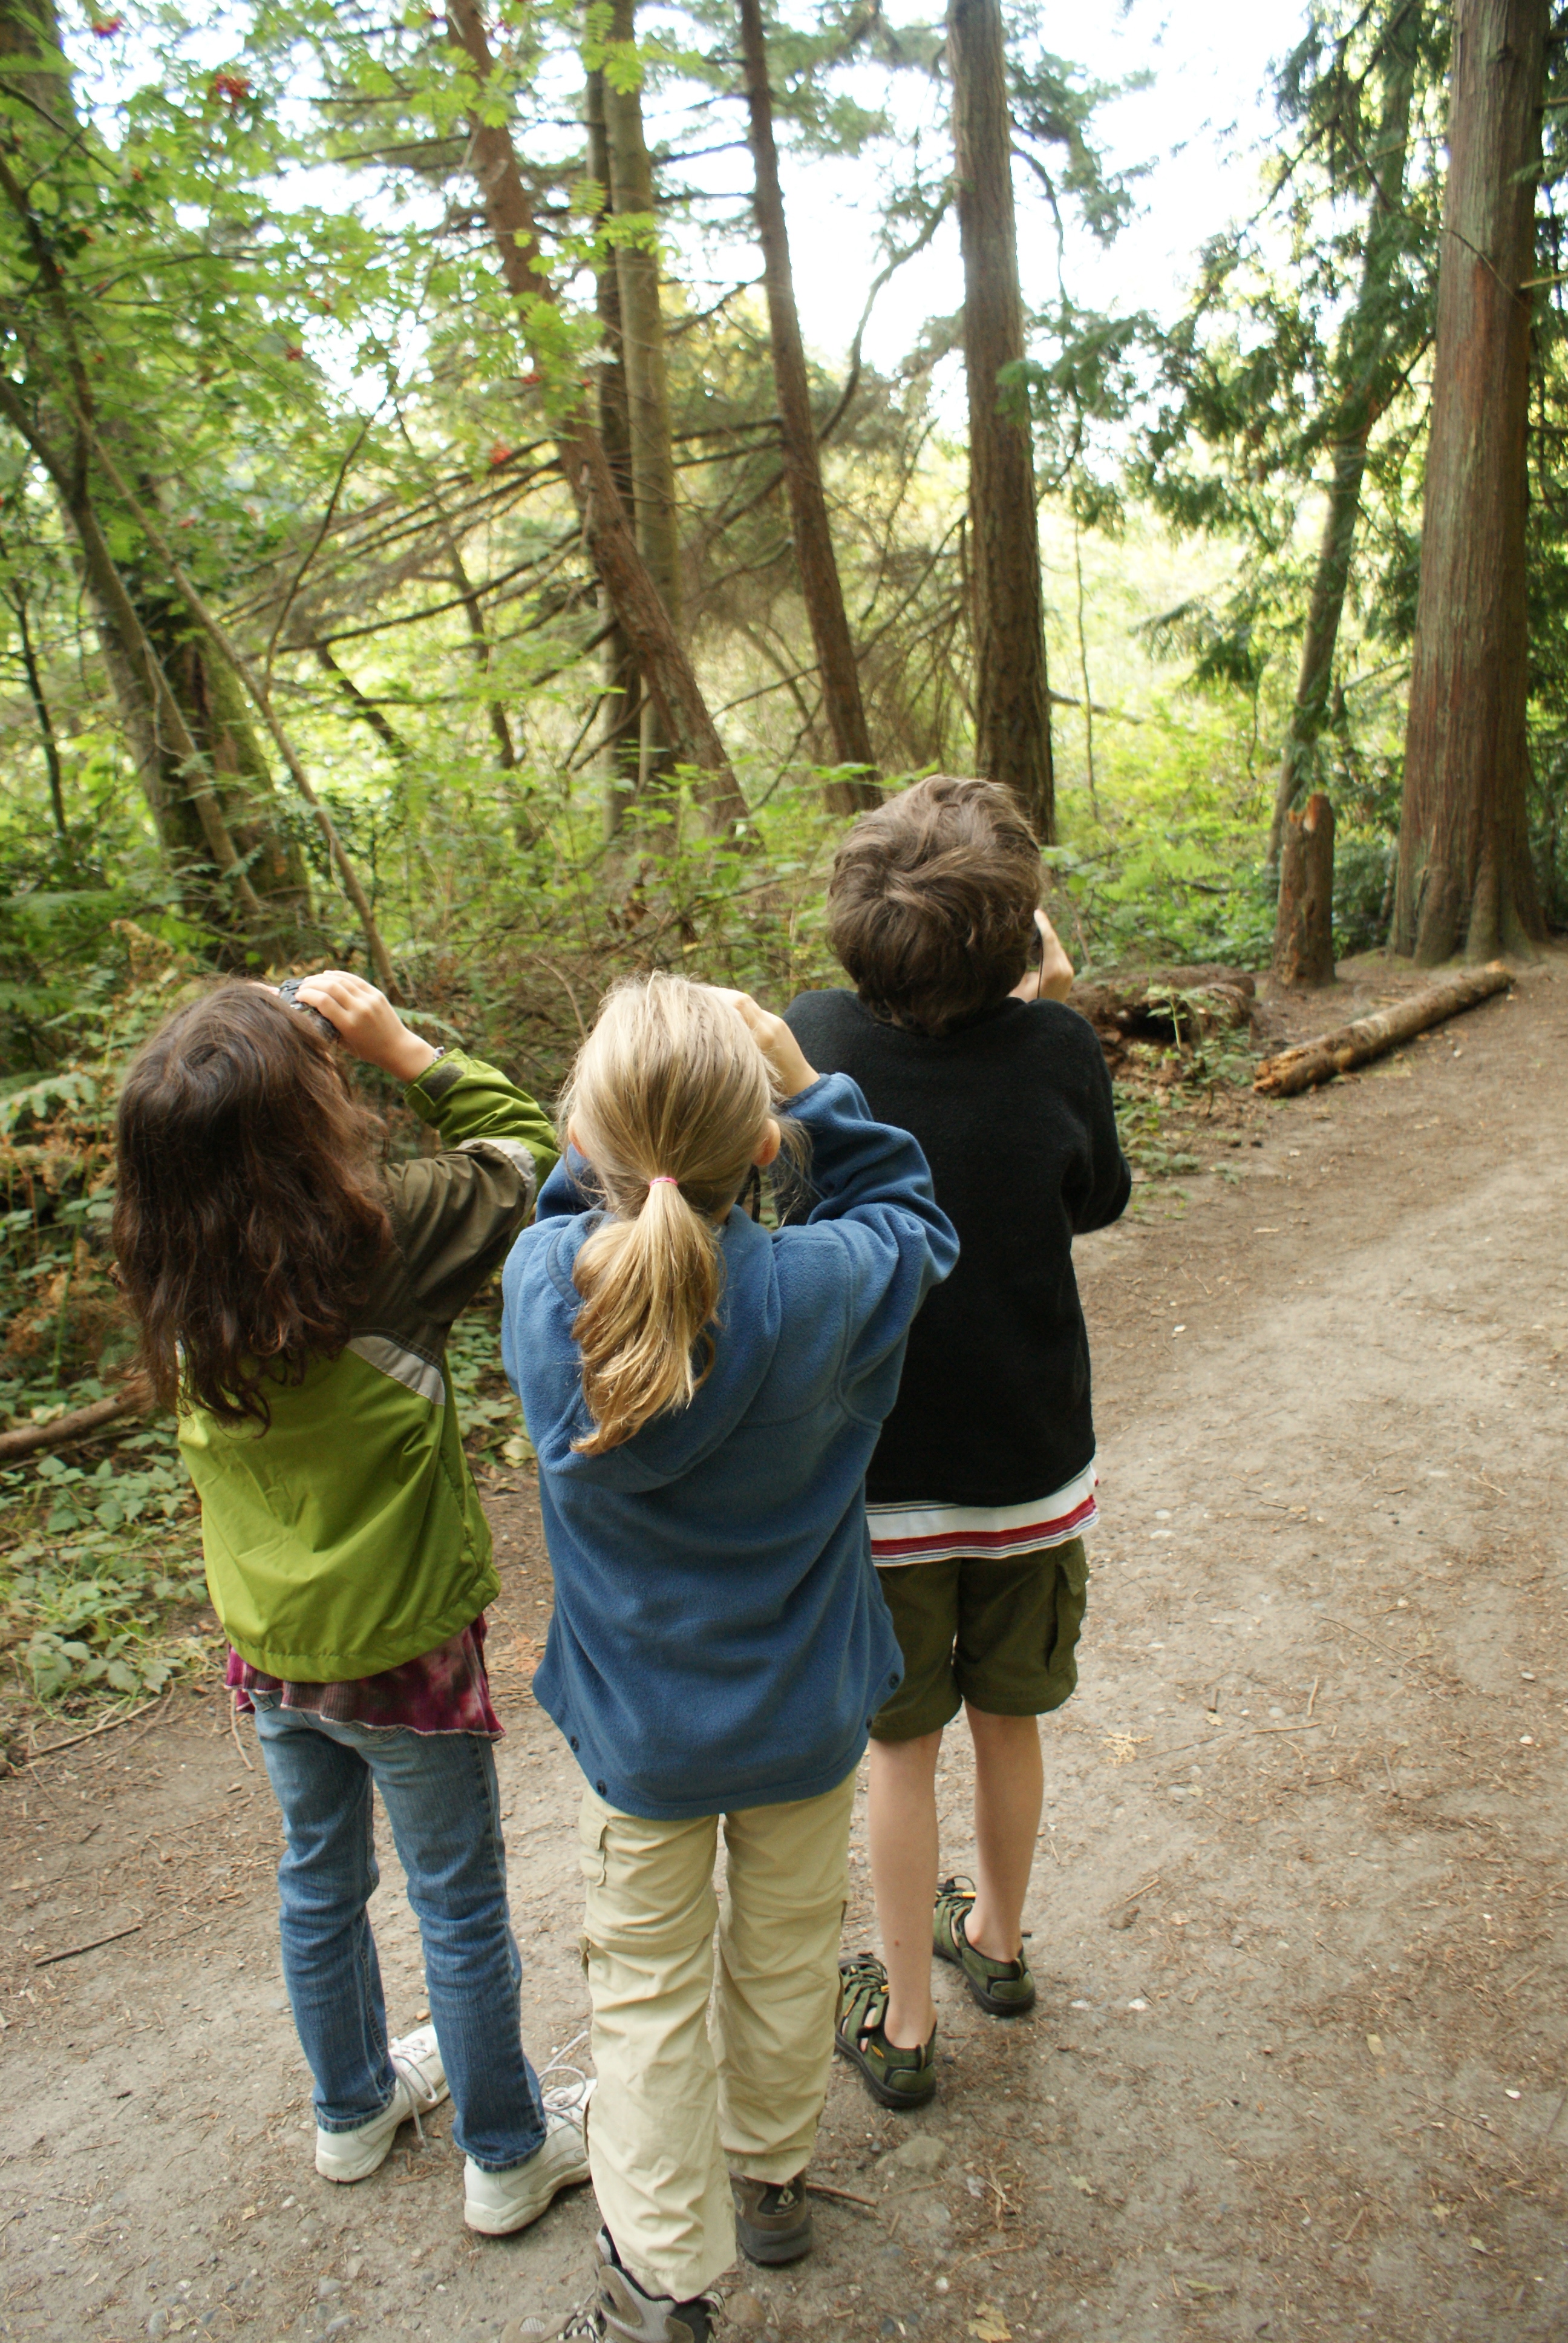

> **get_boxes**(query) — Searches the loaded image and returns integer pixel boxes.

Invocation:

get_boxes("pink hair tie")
[648,1175,679,1188]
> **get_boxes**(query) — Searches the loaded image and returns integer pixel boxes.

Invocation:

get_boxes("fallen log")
[1071,965,1256,1051]
[0,1390,145,1462]
[1253,961,1512,1096]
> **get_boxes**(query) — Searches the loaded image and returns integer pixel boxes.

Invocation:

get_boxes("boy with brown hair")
[785,776,1131,2108]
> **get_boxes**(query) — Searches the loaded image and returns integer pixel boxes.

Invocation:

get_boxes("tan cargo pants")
[576,1769,857,2304]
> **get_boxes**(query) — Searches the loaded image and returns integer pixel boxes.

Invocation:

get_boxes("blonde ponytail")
[563,975,774,1455]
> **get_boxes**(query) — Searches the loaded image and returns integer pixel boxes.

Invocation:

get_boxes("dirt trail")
[2,951,1566,2343]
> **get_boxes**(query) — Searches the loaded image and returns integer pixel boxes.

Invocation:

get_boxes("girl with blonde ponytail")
[500,974,958,2343]
[559,974,779,1455]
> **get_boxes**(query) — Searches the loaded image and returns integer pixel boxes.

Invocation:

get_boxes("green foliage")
[0,1415,211,1706]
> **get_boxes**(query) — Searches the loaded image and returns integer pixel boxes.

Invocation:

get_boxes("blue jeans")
[252,1700,547,2171]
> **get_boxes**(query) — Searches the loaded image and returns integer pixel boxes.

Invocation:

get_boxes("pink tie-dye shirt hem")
[226,1614,502,1738]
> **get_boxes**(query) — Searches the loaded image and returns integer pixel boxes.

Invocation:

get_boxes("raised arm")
[779,1072,959,1405]
[292,972,558,1324]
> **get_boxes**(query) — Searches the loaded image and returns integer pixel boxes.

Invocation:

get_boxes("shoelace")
[838,1952,891,2043]
[388,2045,443,2148]
[538,2029,593,2122]
[520,2267,723,2340]
[517,2290,602,2341]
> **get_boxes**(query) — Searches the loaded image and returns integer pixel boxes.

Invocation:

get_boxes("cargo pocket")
[577,1806,610,1889]
[1041,1540,1090,1712]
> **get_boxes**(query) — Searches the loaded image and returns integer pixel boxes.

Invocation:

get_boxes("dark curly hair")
[113,982,391,1428]
[826,776,1041,1035]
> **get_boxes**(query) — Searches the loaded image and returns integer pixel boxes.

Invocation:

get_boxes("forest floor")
[2,946,1566,2343]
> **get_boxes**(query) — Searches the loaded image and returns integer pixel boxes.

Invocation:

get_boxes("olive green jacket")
[181,1050,557,1682]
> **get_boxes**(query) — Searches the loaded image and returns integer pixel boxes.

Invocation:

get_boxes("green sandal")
[834,1953,937,2110]
[933,1878,1036,2016]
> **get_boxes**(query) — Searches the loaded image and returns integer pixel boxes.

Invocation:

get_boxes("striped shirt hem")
[868,1461,1099,1566]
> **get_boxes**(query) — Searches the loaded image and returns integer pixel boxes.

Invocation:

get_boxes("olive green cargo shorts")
[869,1537,1089,1742]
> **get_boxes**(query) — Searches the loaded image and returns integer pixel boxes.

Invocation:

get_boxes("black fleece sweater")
[783,989,1131,1510]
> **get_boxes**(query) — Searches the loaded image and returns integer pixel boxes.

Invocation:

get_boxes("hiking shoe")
[731,2169,813,2265]
[465,2108,592,2235]
[315,2024,449,2182]
[834,1951,936,2109]
[933,1877,1036,2016]
[517,2229,719,2341]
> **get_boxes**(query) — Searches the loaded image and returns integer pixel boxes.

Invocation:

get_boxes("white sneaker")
[315,2024,449,2183]
[465,2108,592,2236]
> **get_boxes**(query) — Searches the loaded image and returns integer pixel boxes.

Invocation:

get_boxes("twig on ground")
[947,2233,1040,2272]
[805,2181,878,2210]
[0,1391,145,1460]
[1151,1722,1323,1768]
[1307,1676,1319,1720]
[28,1693,168,1762]
[229,1705,254,1773]
[1328,1617,1434,1682]
[1110,1872,1163,1910]
[33,1921,142,1968]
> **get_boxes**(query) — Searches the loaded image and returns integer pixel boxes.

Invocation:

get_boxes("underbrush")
[1112,1024,1264,1190]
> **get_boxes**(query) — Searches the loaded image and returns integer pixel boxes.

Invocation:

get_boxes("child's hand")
[714,991,819,1101]
[1010,909,1074,1003]
[292,972,440,1084]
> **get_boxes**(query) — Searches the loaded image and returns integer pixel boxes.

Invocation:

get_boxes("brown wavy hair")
[113,982,391,1427]
[826,775,1041,1035]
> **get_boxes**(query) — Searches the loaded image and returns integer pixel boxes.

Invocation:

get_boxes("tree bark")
[586,65,641,836]
[1267,7,1423,869]
[1255,960,1511,1094]
[446,0,750,833]
[1395,0,1547,963]
[601,0,685,798]
[947,0,1054,839]
[1273,791,1336,987]
[11,591,69,850]
[737,0,878,813]
[0,0,67,122]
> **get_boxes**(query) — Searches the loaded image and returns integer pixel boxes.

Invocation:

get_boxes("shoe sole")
[464,2157,591,2235]
[316,2130,398,2184]
[934,1932,1037,2018]
[833,2028,937,2111]
[736,2220,814,2266]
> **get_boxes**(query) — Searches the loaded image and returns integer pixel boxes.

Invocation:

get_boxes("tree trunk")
[0,0,67,120]
[737,0,878,814]
[586,65,641,836]
[446,0,751,833]
[947,0,1054,839]
[11,592,70,851]
[1395,0,1547,963]
[140,606,313,932]
[1267,6,1422,868]
[602,0,685,798]
[1273,791,1336,987]
[0,0,315,954]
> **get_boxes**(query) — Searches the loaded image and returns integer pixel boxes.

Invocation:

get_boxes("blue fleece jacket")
[499,1073,958,1820]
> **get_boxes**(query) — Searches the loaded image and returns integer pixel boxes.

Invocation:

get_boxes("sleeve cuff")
[403,1047,469,1117]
